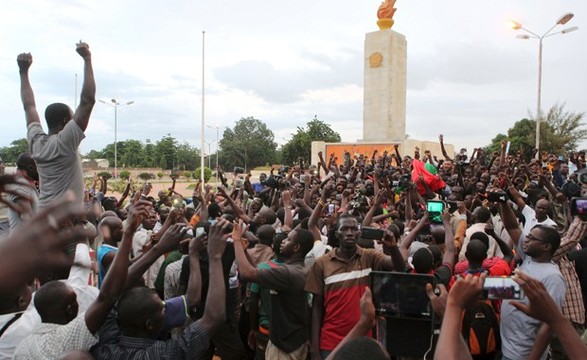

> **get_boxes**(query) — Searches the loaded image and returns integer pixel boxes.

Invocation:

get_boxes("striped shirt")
[553,217,587,325]
[305,247,390,351]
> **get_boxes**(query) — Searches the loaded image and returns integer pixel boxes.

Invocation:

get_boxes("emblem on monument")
[369,52,384,68]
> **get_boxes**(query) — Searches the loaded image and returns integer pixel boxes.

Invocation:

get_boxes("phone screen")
[195,227,205,237]
[483,277,524,300]
[370,272,435,318]
[573,198,587,216]
[427,201,444,213]
[427,201,445,223]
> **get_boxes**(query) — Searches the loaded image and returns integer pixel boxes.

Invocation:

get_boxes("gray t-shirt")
[27,121,85,209]
[500,234,566,360]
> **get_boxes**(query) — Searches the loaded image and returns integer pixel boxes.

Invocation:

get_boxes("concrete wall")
[311,140,455,168]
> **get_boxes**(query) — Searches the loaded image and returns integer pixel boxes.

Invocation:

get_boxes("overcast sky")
[1,0,586,155]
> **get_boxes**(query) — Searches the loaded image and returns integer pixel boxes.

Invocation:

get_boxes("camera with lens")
[399,174,412,189]
[577,169,587,185]
[265,174,284,189]
[487,190,508,203]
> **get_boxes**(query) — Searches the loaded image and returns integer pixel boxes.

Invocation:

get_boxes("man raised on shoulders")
[17,41,96,208]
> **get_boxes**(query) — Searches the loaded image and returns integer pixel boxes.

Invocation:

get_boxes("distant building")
[82,158,109,170]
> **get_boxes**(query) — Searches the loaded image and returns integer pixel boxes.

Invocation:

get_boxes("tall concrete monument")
[362,0,407,143]
[311,1,453,166]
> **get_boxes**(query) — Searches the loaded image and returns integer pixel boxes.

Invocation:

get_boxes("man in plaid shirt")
[550,215,587,359]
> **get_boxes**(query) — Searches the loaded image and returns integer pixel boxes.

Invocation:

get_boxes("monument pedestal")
[361,29,407,143]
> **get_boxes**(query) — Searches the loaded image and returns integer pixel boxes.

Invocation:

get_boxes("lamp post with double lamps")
[508,13,578,155]
[206,124,220,173]
[99,99,134,178]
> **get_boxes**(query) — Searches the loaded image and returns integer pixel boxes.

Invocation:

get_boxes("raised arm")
[199,218,229,334]
[399,213,429,261]
[308,184,332,241]
[380,222,406,271]
[72,42,96,132]
[318,151,328,174]
[553,216,587,262]
[232,220,257,281]
[498,201,522,246]
[218,186,251,223]
[362,188,385,227]
[281,190,294,233]
[393,144,402,162]
[125,222,188,288]
[506,176,526,211]
[85,198,151,334]
[193,187,208,222]
[499,140,507,170]
[185,235,204,310]
[116,182,131,209]
[17,53,41,127]
[439,134,453,161]
[303,175,312,205]
[441,210,456,267]
[485,223,514,264]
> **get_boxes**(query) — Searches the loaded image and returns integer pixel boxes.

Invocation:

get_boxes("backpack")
[460,299,501,356]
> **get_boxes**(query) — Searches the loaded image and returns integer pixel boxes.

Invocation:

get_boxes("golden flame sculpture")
[377,0,397,30]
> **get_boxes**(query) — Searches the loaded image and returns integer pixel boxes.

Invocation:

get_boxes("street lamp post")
[203,139,217,170]
[99,99,134,178]
[206,124,220,171]
[508,13,578,156]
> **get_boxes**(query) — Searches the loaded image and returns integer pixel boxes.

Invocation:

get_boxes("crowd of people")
[1,42,587,360]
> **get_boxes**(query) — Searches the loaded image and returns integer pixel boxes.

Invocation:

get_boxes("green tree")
[155,135,177,170]
[97,171,113,180]
[280,116,341,165]
[0,138,29,163]
[119,170,131,180]
[175,142,200,171]
[138,172,154,181]
[194,167,213,183]
[142,139,156,168]
[486,103,587,159]
[85,149,102,160]
[120,140,145,167]
[540,103,587,153]
[219,117,277,171]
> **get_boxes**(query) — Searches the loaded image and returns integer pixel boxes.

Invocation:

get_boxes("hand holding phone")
[426,201,445,224]
[482,276,524,300]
